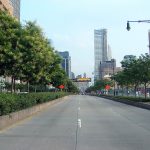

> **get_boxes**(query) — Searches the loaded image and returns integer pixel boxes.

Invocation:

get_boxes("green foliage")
[0,11,22,78]
[0,92,68,116]
[113,53,150,99]
[86,79,113,93]
[20,21,55,84]
[0,11,71,92]
[94,79,113,90]
[65,80,79,93]
[50,68,68,87]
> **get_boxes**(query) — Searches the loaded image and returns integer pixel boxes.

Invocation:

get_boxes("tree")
[0,10,22,92]
[50,68,68,88]
[66,79,79,93]
[138,54,150,99]
[94,79,113,91]
[113,71,130,96]
[19,22,55,87]
[85,79,113,93]
[0,12,73,93]
[120,58,141,96]
[115,53,150,98]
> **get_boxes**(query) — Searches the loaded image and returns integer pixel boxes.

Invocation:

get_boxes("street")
[0,95,150,150]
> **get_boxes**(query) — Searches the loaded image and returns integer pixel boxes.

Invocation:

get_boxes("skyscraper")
[94,29,108,81]
[58,51,71,79]
[107,44,112,61]
[9,0,20,20]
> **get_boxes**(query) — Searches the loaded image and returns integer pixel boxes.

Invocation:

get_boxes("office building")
[107,44,112,61]
[71,72,75,79]
[0,0,13,15]
[0,0,20,19]
[9,0,20,20]
[58,51,71,79]
[100,59,122,79]
[100,59,116,79]
[94,29,108,80]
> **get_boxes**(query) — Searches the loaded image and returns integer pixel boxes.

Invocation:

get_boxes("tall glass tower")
[10,0,20,20]
[94,29,108,81]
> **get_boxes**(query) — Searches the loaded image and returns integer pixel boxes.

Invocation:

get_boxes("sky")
[21,0,150,78]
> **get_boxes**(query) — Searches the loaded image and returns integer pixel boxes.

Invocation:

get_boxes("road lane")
[77,96,150,150]
[0,96,78,150]
[0,95,150,150]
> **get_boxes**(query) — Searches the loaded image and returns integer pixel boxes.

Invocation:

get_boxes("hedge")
[0,92,68,116]
[97,94,150,102]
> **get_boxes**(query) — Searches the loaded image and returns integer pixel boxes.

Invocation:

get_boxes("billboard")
[72,78,91,82]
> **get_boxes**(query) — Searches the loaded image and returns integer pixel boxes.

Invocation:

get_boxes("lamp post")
[127,20,150,54]
[126,20,150,31]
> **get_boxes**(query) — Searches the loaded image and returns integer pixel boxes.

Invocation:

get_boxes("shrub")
[99,94,150,102]
[0,92,68,116]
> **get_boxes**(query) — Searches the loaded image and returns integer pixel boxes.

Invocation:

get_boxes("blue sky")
[21,0,150,78]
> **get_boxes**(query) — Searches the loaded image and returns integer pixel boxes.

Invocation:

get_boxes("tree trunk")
[144,83,147,99]
[126,86,129,96]
[34,85,36,93]
[45,85,47,92]
[134,85,137,97]
[14,77,16,93]
[11,76,14,93]
[27,81,30,93]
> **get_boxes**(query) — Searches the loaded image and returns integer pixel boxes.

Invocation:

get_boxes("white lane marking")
[78,107,80,111]
[78,119,82,128]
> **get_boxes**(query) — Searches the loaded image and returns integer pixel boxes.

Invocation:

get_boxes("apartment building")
[0,0,13,15]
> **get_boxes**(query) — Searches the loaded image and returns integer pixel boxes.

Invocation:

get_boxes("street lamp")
[127,20,150,54]
[126,20,150,31]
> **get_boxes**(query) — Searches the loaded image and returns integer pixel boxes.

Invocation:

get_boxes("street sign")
[105,85,110,90]
[72,78,91,82]
[59,85,65,89]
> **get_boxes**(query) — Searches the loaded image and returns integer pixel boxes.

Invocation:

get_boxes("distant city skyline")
[21,0,150,78]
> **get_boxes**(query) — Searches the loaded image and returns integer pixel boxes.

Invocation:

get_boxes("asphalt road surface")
[0,95,150,150]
